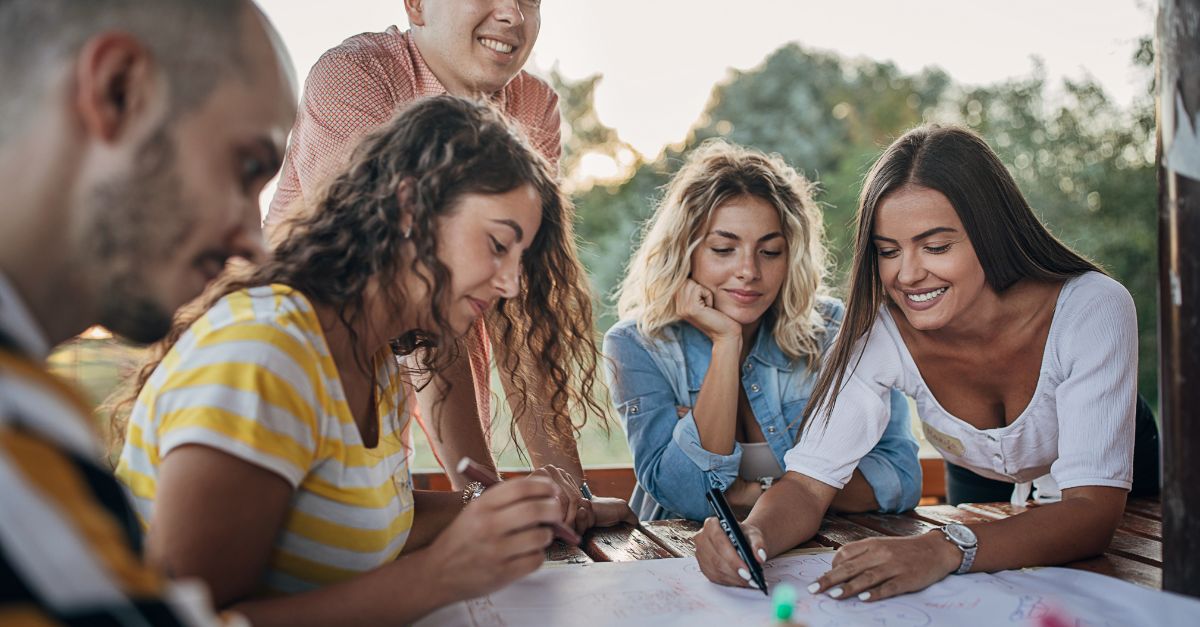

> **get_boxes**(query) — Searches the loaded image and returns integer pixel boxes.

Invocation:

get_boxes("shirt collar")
[0,271,51,361]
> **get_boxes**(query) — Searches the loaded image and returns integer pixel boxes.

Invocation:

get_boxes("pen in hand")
[457,457,583,546]
[707,486,768,595]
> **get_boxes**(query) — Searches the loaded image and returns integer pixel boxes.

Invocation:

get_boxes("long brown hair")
[111,95,605,448]
[804,124,1101,429]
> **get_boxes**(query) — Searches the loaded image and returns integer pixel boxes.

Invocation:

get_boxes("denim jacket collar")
[678,319,792,392]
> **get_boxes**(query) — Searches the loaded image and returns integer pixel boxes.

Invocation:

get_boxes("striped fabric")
[0,349,219,626]
[117,284,415,596]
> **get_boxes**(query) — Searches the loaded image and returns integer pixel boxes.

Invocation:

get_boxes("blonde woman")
[603,141,921,527]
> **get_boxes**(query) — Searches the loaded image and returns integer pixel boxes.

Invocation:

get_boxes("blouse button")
[750,384,761,393]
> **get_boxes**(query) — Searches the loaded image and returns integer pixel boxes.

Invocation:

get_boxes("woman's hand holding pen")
[693,516,768,589]
[527,465,638,534]
[676,280,741,343]
[580,497,639,532]
[527,465,587,532]
[426,476,563,600]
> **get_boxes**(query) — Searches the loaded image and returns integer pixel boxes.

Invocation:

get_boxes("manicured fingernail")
[749,579,760,589]
[738,568,751,581]
[828,587,844,598]
[807,583,820,594]
[858,591,871,601]
[757,548,767,561]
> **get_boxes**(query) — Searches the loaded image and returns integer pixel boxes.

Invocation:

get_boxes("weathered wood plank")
[1067,552,1162,589]
[546,540,594,564]
[844,512,938,537]
[1105,531,1163,566]
[907,504,993,526]
[640,520,701,558]
[1125,497,1162,520]
[1119,511,1163,540]
[811,515,882,548]
[583,523,675,562]
[955,501,1038,519]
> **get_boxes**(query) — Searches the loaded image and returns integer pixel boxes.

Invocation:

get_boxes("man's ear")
[74,33,158,143]
[403,0,427,27]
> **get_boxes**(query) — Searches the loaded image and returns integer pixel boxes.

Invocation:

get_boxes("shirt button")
[744,363,753,371]
[750,384,760,393]
[767,426,777,434]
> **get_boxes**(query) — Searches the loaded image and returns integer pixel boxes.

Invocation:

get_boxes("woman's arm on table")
[811,485,1126,602]
[150,445,564,626]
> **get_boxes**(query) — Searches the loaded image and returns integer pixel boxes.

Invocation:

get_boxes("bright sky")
[257,0,1153,160]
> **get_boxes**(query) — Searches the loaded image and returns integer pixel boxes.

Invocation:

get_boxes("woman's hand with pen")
[425,476,564,600]
[693,516,768,589]
[527,465,588,532]
[527,464,638,534]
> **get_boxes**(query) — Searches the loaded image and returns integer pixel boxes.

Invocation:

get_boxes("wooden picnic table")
[547,497,1164,589]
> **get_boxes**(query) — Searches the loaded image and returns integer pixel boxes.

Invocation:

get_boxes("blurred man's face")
[409,0,541,96]
[83,11,295,343]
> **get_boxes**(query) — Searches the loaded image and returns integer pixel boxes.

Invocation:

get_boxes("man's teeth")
[907,287,947,303]
[479,38,514,53]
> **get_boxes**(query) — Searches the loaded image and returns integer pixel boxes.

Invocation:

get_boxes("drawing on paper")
[416,552,1200,627]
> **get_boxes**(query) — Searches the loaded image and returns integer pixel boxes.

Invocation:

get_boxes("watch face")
[945,524,977,546]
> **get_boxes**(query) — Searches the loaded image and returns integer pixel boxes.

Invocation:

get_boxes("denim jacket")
[602,297,921,521]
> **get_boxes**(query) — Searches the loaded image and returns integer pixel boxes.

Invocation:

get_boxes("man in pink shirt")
[266,0,633,530]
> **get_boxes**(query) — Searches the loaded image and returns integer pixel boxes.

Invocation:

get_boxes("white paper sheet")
[416,552,1200,627]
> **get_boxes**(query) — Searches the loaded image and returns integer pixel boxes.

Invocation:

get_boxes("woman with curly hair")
[114,96,600,625]
[604,141,921,527]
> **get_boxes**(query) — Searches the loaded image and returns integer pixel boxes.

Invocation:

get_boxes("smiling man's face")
[406,0,541,96]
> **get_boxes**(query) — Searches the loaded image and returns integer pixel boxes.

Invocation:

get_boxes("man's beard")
[85,126,196,344]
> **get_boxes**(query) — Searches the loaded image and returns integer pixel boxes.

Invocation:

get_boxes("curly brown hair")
[110,95,605,452]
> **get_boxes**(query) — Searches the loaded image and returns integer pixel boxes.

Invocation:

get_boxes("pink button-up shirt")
[267,27,562,451]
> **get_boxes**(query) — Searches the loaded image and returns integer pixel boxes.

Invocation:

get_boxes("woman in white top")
[694,125,1142,602]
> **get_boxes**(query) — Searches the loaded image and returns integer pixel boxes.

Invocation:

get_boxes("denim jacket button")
[750,383,760,393]
[767,425,777,434]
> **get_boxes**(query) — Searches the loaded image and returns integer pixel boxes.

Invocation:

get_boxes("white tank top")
[738,441,784,481]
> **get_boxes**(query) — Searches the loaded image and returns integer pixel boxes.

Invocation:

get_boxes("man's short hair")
[0,0,245,142]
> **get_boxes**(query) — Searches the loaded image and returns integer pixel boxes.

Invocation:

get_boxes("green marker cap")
[773,584,796,622]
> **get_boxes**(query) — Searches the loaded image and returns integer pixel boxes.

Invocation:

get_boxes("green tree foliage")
[564,40,1159,404]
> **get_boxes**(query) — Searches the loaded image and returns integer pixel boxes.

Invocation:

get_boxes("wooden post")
[1157,0,1200,597]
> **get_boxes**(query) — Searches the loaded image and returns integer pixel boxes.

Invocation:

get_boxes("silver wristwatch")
[939,523,978,574]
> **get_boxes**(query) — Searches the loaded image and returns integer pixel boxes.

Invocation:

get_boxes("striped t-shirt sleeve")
[150,320,322,487]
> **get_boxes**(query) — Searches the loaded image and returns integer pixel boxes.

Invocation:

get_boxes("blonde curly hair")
[615,139,829,366]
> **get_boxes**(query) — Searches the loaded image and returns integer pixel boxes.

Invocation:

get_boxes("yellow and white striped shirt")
[117,284,414,595]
